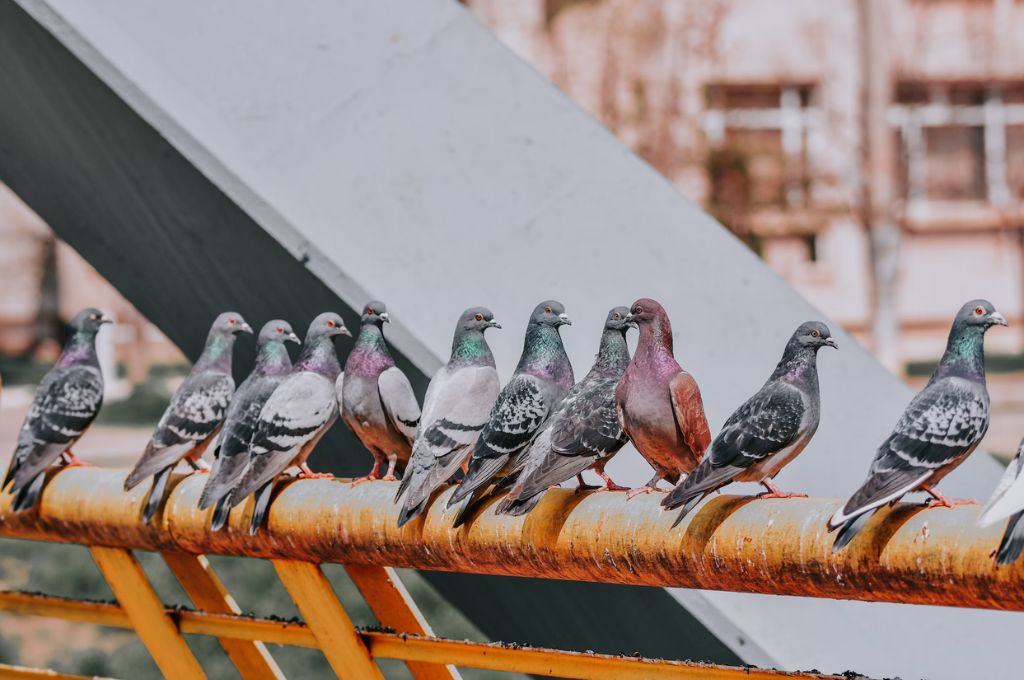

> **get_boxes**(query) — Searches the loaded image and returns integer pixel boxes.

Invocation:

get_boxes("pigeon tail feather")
[141,466,172,525]
[451,485,490,528]
[248,481,275,536]
[670,494,707,528]
[831,511,874,553]
[210,496,232,532]
[449,455,509,507]
[996,511,1024,565]
[11,473,45,512]
[397,496,429,529]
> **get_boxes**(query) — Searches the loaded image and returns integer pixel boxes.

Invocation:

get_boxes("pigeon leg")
[626,474,666,500]
[298,463,333,480]
[185,455,211,473]
[574,474,599,493]
[61,450,93,468]
[921,483,976,508]
[352,456,382,485]
[381,453,399,482]
[593,459,628,492]
[757,479,807,499]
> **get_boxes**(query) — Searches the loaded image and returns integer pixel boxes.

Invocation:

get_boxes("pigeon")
[615,298,711,498]
[339,301,421,484]
[662,321,837,527]
[126,312,252,524]
[197,320,300,531]
[4,308,111,512]
[495,306,633,517]
[394,307,501,528]
[230,312,350,535]
[829,299,1006,552]
[980,438,1024,565]
[447,301,575,527]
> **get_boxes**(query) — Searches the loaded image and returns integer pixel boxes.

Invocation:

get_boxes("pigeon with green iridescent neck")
[448,301,574,527]
[395,307,501,528]
[615,298,711,499]
[199,320,300,531]
[126,312,252,524]
[829,300,1006,552]
[496,306,632,517]
[231,312,351,535]
[339,301,420,484]
[4,308,111,512]
[663,321,837,528]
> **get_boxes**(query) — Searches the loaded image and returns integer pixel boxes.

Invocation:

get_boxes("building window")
[893,82,1024,205]
[703,84,820,225]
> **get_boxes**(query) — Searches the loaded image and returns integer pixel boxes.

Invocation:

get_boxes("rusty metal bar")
[0,592,846,679]
[2,467,1018,611]
[0,663,116,680]
[88,546,207,679]
[345,564,461,680]
[162,552,284,680]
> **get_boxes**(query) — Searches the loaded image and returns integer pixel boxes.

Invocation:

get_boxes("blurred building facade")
[470,0,1024,368]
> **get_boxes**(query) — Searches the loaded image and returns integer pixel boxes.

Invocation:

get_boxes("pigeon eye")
[327,319,336,328]
[474,313,483,321]
[974,306,985,316]
[276,326,283,333]
[228,318,236,325]
[811,330,820,338]
[613,314,621,320]
[367,308,375,315]
[635,306,644,314]
[544,307,552,314]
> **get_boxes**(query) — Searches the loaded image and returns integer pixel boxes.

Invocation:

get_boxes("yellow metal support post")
[163,551,284,680]
[273,559,384,680]
[89,546,207,679]
[346,564,461,680]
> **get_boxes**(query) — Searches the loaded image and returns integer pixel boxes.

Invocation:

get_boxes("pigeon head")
[604,306,633,332]
[68,308,112,336]
[790,321,838,351]
[361,301,390,326]
[305,312,352,342]
[458,307,501,333]
[625,298,667,327]
[530,300,571,328]
[954,299,1007,332]
[211,312,254,337]
[257,320,300,346]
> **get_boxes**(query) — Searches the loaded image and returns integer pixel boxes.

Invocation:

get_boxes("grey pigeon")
[230,312,350,535]
[829,300,1006,552]
[4,308,111,512]
[126,312,252,524]
[980,437,1024,565]
[662,321,837,527]
[496,306,633,517]
[339,301,420,483]
[394,307,501,528]
[448,301,575,527]
[615,298,711,498]
[198,320,300,531]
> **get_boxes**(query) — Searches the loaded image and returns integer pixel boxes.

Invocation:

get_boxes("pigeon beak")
[488,320,502,329]
[286,332,301,344]
[339,326,353,337]
[824,338,838,349]
[558,313,572,326]
[379,312,391,323]
[236,321,254,335]
[624,313,637,326]
[989,311,1008,327]
[98,315,113,326]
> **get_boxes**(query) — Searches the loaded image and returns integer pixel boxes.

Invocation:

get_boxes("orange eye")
[229,318,236,325]
[974,306,985,316]
[277,326,283,333]
[367,308,375,315]
[327,319,336,328]
[544,307,552,314]
[811,330,820,338]
[475,313,483,321]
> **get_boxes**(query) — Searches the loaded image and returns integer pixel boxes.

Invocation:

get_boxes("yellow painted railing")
[3,465,1016,678]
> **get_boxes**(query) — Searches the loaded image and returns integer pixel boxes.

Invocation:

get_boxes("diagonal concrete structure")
[0,0,1019,677]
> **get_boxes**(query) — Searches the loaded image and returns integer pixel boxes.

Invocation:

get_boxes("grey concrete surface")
[3,0,1020,677]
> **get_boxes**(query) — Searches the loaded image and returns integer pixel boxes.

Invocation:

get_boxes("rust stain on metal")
[0,467,1021,611]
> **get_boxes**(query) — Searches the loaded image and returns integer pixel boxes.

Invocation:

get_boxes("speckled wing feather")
[550,375,626,458]
[378,366,420,442]
[831,376,988,527]
[663,382,804,514]
[231,371,338,502]
[6,365,104,493]
[669,371,711,461]
[125,372,233,490]
[474,375,548,461]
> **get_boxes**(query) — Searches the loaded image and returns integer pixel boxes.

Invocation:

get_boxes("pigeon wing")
[669,371,712,461]
[378,367,421,443]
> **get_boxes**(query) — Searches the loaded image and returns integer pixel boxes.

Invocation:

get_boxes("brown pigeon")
[615,298,711,498]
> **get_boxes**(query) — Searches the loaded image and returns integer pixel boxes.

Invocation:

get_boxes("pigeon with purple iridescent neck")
[199,320,300,532]
[615,298,711,499]
[829,299,1006,552]
[126,312,253,524]
[231,312,351,535]
[448,301,575,527]
[339,301,420,484]
[496,306,633,517]
[395,307,501,528]
[663,321,836,528]
[4,308,111,512]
